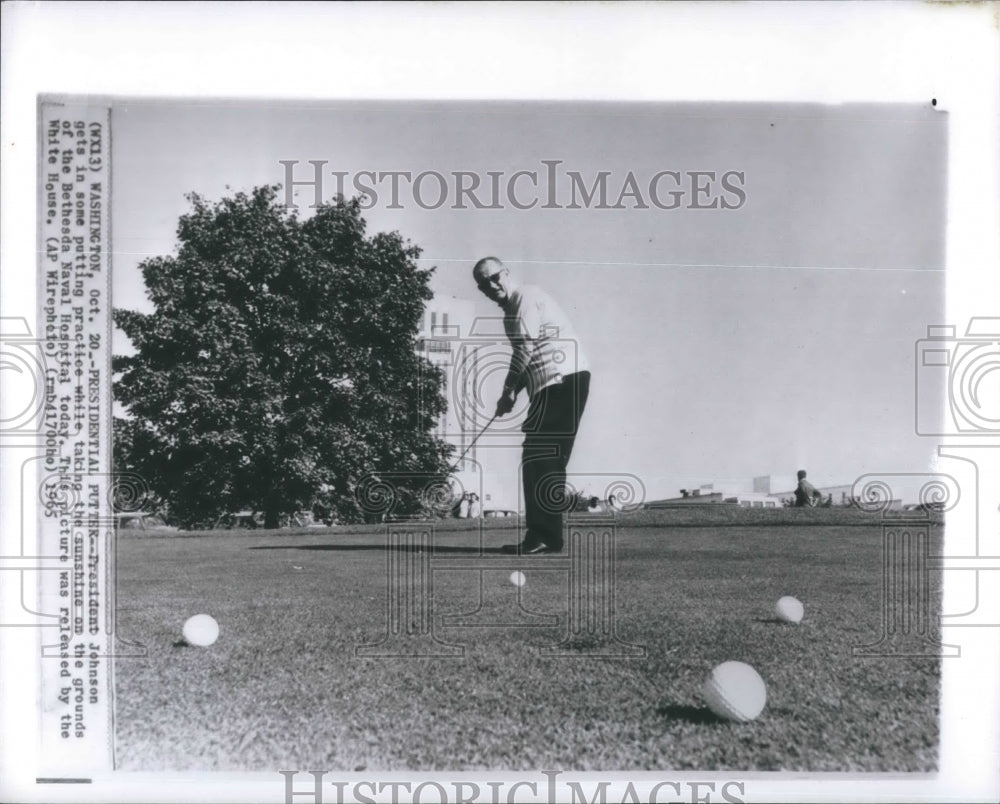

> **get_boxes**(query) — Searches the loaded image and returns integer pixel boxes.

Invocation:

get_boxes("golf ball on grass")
[182,614,219,647]
[703,661,767,722]
[775,596,804,624]
[509,571,526,587]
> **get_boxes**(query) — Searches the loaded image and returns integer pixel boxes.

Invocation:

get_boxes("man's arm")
[495,343,528,416]
[496,294,536,416]
[503,292,538,393]
[503,342,530,396]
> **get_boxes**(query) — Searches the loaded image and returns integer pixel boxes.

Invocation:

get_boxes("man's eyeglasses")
[477,271,504,291]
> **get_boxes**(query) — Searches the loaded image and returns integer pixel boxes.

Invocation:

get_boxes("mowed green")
[114,512,941,772]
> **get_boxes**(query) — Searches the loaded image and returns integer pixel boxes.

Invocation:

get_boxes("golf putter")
[449,413,497,472]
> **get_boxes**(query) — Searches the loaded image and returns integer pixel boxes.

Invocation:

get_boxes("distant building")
[645,490,725,508]
[415,299,478,463]
[646,488,779,508]
[645,476,861,509]
[647,485,746,508]
[767,483,857,507]
[415,300,519,513]
[724,493,782,508]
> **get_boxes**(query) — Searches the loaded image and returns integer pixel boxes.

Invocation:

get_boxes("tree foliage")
[113,186,450,527]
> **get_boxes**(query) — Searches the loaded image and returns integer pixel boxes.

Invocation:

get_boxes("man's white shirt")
[502,285,590,399]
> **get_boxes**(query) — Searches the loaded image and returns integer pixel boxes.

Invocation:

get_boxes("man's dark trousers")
[520,371,591,549]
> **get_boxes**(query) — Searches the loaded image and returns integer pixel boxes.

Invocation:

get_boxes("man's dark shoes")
[524,541,563,555]
[500,540,563,555]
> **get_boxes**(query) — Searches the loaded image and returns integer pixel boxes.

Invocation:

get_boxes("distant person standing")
[472,257,591,555]
[794,470,823,507]
[468,492,482,519]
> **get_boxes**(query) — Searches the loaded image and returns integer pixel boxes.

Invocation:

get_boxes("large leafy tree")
[113,186,450,527]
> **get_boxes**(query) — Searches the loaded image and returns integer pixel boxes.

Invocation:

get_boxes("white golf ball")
[703,661,767,722]
[509,571,526,587]
[182,614,219,647]
[775,596,804,624]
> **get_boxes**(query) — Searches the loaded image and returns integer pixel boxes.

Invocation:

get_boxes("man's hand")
[494,390,516,418]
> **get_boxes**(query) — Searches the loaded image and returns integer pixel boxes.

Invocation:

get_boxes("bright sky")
[111,100,946,503]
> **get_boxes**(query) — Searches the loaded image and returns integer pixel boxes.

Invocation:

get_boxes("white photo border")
[2,2,998,803]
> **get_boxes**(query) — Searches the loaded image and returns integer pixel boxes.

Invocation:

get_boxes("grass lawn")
[113,510,941,771]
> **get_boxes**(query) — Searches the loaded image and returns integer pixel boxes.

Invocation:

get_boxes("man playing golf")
[472,257,591,554]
